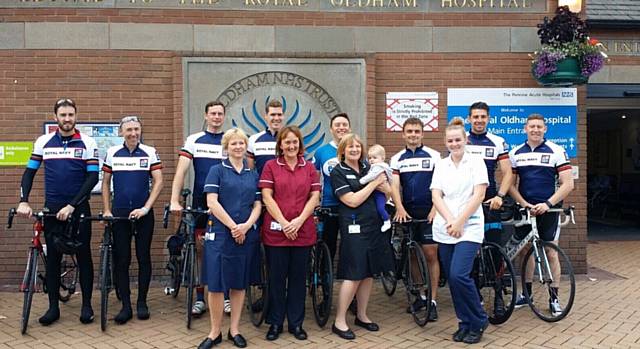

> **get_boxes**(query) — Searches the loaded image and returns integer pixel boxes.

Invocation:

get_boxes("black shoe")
[427,302,438,322]
[227,330,247,348]
[39,307,60,326]
[348,299,357,315]
[452,328,469,342]
[288,326,308,340]
[136,302,150,320]
[438,275,447,287]
[114,306,133,325]
[198,333,222,349]
[79,305,94,324]
[354,317,379,331]
[266,324,283,341]
[463,321,488,344]
[494,294,506,318]
[332,323,355,340]
[406,298,426,314]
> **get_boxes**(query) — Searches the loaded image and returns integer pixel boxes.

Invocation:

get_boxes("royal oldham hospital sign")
[9,0,546,13]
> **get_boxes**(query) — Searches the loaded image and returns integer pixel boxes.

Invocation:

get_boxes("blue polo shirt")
[103,143,162,210]
[509,139,571,205]
[389,145,441,208]
[179,131,225,209]
[247,128,277,175]
[203,159,261,242]
[311,141,340,207]
[27,129,99,205]
[467,131,509,197]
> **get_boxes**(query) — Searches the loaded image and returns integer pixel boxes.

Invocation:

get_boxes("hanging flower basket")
[533,57,588,86]
[530,6,608,87]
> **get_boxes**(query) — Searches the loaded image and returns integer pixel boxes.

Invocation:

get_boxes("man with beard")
[17,98,99,326]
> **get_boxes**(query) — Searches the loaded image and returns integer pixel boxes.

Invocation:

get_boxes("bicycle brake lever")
[7,208,16,229]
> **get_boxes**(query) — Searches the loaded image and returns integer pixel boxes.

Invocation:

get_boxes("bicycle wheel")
[404,241,431,327]
[311,242,333,327]
[59,254,77,303]
[521,241,575,322]
[99,244,112,331]
[166,254,182,298]
[247,244,268,327]
[381,271,397,296]
[185,243,196,329]
[21,248,39,335]
[475,242,516,325]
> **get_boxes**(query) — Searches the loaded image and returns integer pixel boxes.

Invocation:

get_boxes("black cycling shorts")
[515,211,560,242]
[406,206,435,245]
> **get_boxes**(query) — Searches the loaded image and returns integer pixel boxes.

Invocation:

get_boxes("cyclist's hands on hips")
[57,204,75,221]
[17,202,33,218]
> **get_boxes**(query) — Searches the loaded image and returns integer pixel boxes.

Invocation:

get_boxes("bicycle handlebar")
[314,207,339,218]
[514,205,576,227]
[7,208,71,229]
[79,213,136,223]
[392,218,431,225]
[163,204,209,229]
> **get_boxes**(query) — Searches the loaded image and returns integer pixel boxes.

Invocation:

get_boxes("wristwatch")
[544,200,553,208]
[496,192,505,199]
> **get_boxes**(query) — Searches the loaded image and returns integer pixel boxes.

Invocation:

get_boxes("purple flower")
[581,53,605,77]
[534,51,565,78]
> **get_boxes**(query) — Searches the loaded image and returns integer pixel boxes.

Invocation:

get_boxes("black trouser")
[112,208,154,305]
[321,206,340,264]
[43,201,93,309]
[265,245,311,329]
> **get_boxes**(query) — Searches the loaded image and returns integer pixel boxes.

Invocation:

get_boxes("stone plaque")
[184,58,366,156]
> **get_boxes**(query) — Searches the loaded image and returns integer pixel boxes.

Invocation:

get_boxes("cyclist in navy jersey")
[17,98,99,326]
[170,101,226,317]
[247,99,283,175]
[507,113,574,316]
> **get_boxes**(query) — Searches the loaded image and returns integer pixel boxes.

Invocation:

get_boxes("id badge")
[270,221,283,231]
[348,224,361,234]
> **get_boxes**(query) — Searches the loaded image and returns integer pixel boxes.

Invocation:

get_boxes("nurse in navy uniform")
[198,128,262,349]
[330,133,393,340]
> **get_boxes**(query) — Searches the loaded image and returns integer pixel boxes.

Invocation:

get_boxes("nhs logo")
[562,91,574,98]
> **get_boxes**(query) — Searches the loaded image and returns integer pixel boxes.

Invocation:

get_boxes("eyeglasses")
[120,115,141,126]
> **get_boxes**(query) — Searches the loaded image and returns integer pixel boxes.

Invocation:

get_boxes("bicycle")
[472,203,518,325]
[163,203,208,329]
[246,243,268,327]
[505,205,576,322]
[380,219,432,327]
[308,207,335,328]
[80,213,135,331]
[7,208,78,335]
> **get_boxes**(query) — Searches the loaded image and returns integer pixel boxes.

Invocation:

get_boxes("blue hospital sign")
[447,88,578,158]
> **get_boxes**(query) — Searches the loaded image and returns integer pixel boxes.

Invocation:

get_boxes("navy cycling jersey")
[247,128,277,175]
[27,129,99,205]
[467,131,509,197]
[179,131,225,209]
[390,145,441,208]
[312,141,340,207]
[103,143,162,210]
[509,139,571,205]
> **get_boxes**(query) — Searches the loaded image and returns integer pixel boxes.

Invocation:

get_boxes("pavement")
[1,240,639,348]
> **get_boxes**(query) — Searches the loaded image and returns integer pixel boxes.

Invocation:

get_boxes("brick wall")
[0,3,602,286]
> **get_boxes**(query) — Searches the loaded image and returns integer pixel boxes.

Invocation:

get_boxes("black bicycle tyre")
[99,245,111,332]
[478,242,516,325]
[185,243,196,329]
[59,255,77,303]
[405,241,431,327]
[21,248,38,335]
[521,241,576,322]
[311,241,333,328]
[248,244,268,327]
[381,271,397,296]
[171,253,183,298]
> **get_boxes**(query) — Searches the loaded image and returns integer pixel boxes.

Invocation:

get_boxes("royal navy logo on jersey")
[541,155,550,164]
[422,159,431,168]
[93,149,99,158]
[485,148,494,158]
[140,159,149,168]
[74,149,83,158]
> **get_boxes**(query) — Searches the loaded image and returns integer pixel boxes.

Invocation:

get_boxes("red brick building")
[0,0,637,286]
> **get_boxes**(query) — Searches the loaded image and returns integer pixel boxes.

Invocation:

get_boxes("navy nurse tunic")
[202,159,261,292]
[330,161,394,280]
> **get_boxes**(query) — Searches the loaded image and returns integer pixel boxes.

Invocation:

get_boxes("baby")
[360,144,392,232]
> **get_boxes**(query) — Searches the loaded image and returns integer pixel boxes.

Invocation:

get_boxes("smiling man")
[247,99,284,175]
[102,115,163,324]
